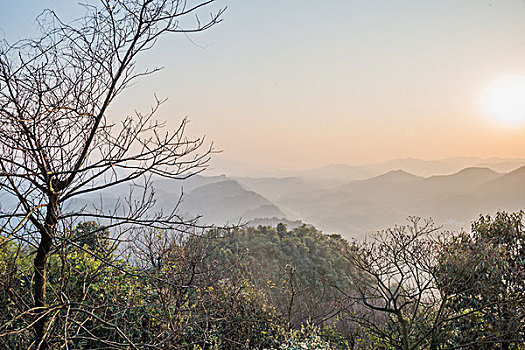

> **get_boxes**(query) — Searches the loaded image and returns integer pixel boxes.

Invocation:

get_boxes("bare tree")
[0,0,225,348]
[339,218,452,350]
[129,227,284,349]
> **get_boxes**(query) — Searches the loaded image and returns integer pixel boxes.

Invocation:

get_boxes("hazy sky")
[3,1,525,169]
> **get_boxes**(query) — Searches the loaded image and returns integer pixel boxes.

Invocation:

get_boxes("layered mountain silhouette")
[154,163,525,238]
[206,155,525,179]
[3,159,524,239]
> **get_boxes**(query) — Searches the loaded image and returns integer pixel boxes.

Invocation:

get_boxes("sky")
[2,0,525,169]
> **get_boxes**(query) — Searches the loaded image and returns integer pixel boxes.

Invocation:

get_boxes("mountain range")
[3,157,524,239]
[208,155,525,180]
[169,159,525,238]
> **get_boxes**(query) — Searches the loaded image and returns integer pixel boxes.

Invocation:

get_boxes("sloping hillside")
[178,180,287,224]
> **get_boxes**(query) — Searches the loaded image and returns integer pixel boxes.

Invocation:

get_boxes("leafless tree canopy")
[0,0,224,348]
[340,218,452,350]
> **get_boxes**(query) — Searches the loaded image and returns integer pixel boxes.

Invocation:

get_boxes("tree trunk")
[397,312,410,350]
[33,197,57,349]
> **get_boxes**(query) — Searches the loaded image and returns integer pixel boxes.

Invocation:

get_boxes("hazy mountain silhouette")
[235,177,306,203]
[178,180,286,225]
[416,167,501,199]
[203,156,525,179]
[298,164,373,183]
[354,169,422,183]
[479,165,525,208]
[261,166,524,238]
[356,157,525,178]
[165,163,525,238]
[426,167,500,186]
[153,174,228,195]
[7,158,523,239]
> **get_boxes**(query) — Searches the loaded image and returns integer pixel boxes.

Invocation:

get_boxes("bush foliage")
[1,214,525,349]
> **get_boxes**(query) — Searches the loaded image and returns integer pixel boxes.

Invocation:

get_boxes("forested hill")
[208,224,355,328]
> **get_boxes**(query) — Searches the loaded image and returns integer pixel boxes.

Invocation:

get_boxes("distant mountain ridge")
[359,169,423,183]
[4,160,521,240]
[169,164,525,238]
[207,155,525,179]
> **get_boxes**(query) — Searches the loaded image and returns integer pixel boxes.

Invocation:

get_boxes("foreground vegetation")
[1,212,524,349]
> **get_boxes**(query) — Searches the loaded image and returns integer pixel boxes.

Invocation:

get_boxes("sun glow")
[483,75,525,125]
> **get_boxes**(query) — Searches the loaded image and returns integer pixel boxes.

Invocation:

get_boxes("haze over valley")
[145,156,525,238]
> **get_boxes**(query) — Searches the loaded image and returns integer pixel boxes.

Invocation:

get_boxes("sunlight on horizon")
[482,75,525,126]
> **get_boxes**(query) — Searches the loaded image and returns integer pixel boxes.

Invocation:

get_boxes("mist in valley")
[144,155,525,238]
